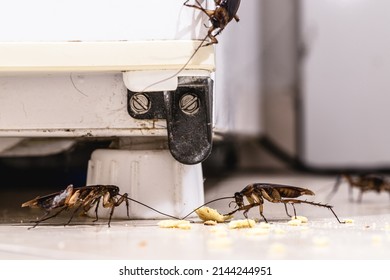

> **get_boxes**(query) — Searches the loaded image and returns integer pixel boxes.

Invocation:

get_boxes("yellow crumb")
[195,206,233,223]
[228,219,256,229]
[204,220,218,226]
[343,219,354,224]
[157,220,191,229]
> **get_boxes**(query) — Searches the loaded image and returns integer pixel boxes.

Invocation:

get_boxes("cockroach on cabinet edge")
[184,0,241,46]
[21,184,179,229]
[139,0,241,93]
[182,183,345,224]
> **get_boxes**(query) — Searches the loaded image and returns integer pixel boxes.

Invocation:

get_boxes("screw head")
[130,93,151,115]
[180,94,200,115]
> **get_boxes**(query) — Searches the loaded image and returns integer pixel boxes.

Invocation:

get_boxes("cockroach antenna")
[118,194,180,220]
[181,196,234,220]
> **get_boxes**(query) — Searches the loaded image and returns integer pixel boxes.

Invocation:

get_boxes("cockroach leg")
[28,207,67,229]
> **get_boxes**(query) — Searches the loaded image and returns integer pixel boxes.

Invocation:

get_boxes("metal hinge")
[127,76,213,165]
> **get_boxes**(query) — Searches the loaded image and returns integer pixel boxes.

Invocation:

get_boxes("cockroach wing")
[21,196,41,208]
[226,0,241,19]
[277,186,315,198]
[253,183,315,198]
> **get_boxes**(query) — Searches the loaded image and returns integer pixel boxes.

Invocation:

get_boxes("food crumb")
[228,219,256,229]
[157,220,191,230]
[177,223,191,230]
[204,220,217,226]
[195,206,233,223]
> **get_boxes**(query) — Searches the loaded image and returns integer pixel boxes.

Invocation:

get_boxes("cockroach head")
[107,185,120,196]
[210,17,220,29]
[233,191,244,207]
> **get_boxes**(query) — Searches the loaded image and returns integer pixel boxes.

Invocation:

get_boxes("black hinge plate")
[127,77,213,165]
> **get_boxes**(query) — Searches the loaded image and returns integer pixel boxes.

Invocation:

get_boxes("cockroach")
[139,0,241,93]
[328,174,390,203]
[22,184,179,229]
[183,183,345,223]
[184,0,241,46]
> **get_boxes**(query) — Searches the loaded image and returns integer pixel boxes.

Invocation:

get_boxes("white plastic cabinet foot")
[86,149,204,219]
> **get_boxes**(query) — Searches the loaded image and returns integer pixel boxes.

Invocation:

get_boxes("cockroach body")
[232,184,315,220]
[229,183,344,223]
[184,0,241,46]
[182,183,345,223]
[22,184,128,228]
[330,174,390,202]
[22,184,178,229]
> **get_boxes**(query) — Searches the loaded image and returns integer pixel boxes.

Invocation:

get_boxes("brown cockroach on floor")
[22,184,179,229]
[328,174,390,203]
[140,0,241,93]
[183,183,345,223]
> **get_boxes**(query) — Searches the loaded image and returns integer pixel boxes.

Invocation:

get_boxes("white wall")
[0,0,207,41]
[214,0,263,136]
[301,0,390,168]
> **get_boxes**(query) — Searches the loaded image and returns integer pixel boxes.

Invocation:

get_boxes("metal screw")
[180,93,200,115]
[130,93,151,114]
